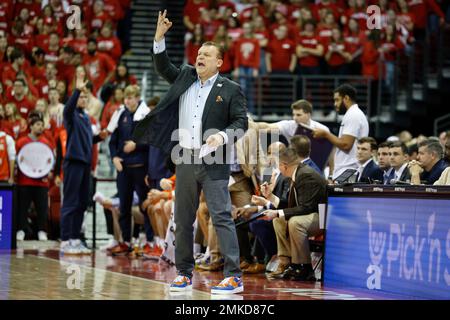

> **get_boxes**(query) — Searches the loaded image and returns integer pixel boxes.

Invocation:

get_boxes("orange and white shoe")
[169,275,192,292]
[211,276,244,295]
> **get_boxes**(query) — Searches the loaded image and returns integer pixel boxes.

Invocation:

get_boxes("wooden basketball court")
[0,248,416,300]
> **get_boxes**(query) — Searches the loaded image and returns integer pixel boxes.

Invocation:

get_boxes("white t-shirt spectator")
[333,104,369,179]
[276,119,330,141]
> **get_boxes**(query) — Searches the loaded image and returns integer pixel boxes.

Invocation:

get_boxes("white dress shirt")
[154,38,227,149]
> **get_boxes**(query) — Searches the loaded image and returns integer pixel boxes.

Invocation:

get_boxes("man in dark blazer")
[260,148,327,281]
[389,142,412,184]
[290,135,323,175]
[355,137,384,183]
[133,10,248,295]
[234,142,291,273]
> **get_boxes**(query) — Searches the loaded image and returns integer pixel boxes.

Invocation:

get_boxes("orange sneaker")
[211,276,243,295]
[142,243,163,258]
[111,243,132,256]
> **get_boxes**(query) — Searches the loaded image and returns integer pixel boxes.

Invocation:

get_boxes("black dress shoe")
[281,265,298,279]
[291,264,316,281]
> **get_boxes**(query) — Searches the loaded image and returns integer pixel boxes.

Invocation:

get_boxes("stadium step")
[123,0,186,101]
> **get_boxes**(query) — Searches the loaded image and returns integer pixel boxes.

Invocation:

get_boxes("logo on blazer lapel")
[216,95,223,103]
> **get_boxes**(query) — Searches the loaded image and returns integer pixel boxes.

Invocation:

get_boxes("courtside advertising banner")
[0,190,13,250]
[325,197,450,299]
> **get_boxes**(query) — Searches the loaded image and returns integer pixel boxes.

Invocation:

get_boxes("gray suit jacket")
[133,49,248,180]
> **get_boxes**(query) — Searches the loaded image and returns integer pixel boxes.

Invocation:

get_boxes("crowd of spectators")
[183,0,450,110]
[0,0,135,241]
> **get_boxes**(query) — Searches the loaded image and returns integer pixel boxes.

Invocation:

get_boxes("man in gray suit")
[133,10,248,294]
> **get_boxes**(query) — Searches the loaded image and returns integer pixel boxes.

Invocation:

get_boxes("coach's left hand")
[206,133,224,148]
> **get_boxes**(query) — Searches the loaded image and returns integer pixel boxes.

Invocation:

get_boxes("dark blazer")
[391,166,411,184]
[398,167,411,182]
[133,49,248,180]
[421,159,449,185]
[359,159,384,183]
[270,174,290,210]
[109,107,149,166]
[284,163,328,221]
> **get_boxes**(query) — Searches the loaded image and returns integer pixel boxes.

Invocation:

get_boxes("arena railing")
[434,113,450,137]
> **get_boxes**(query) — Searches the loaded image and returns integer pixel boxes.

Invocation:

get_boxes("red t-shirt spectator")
[217,1,236,18]
[315,2,341,21]
[30,64,47,83]
[6,93,34,118]
[100,100,121,130]
[219,44,234,74]
[97,35,122,61]
[5,118,27,140]
[380,36,405,62]
[8,34,35,56]
[406,0,444,29]
[0,120,14,138]
[2,63,32,88]
[184,0,209,28]
[362,40,381,80]
[317,25,334,43]
[0,1,13,32]
[253,29,269,47]
[56,60,76,86]
[16,135,54,188]
[69,38,87,55]
[240,5,265,24]
[90,12,111,33]
[269,22,297,42]
[13,0,41,19]
[186,41,201,66]
[201,19,223,41]
[44,45,60,63]
[234,38,260,69]
[267,38,295,71]
[82,51,116,94]
[325,41,350,67]
[34,34,50,51]
[296,34,322,67]
[344,8,368,31]
[103,0,124,22]
[344,30,366,60]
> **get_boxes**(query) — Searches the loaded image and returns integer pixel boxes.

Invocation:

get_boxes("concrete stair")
[121,0,187,101]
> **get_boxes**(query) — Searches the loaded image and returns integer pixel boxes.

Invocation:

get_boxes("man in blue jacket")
[60,75,107,255]
[109,85,153,256]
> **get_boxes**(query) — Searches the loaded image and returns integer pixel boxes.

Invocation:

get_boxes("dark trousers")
[250,218,277,258]
[117,165,153,242]
[60,160,91,241]
[175,159,241,278]
[17,185,48,232]
[236,220,253,263]
[104,208,114,235]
